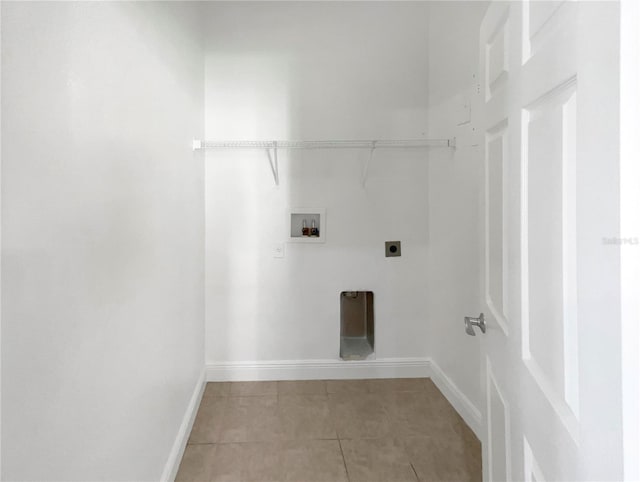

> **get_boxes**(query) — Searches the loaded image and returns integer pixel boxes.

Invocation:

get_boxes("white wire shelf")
[192,138,455,187]
[193,138,455,150]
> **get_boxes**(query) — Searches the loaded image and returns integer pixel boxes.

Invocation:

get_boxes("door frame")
[620,0,640,479]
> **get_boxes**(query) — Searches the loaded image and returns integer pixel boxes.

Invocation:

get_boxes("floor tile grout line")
[410,462,420,481]
[189,437,344,447]
[337,437,352,482]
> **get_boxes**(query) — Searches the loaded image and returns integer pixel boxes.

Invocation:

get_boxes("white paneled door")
[479,1,623,481]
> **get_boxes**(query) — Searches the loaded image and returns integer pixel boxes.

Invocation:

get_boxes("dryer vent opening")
[340,291,374,360]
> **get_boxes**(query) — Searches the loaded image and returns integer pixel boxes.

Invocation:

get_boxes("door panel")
[485,10,509,102]
[523,0,568,63]
[487,360,511,482]
[485,120,509,335]
[523,436,547,482]
[479,1,622,480]
[522,79,580,435]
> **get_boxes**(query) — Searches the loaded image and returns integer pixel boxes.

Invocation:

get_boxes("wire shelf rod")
[193,138,455,150]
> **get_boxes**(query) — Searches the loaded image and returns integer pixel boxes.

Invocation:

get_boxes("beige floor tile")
[209,442,281,482]
[208,443,246,482]
[341,438,418,482]
[449,410,479,440]
[189,397,228,444]
[402,434,482,482]
[279,440,348,482]
[379,390,430,414]
[449,416,482,472]
[175,444,216,482]
[424,379,454,407]
[329,393,392,439]
[204,382,230,398]
[229,381,278,397]
[179,379,481,482]
[326,379,368,394]
[218,395,281,443]
[425,391,467,433]
[380,391,455,438]
[278,394,337,440]
[242,443,282,482]
[277,380,326,395]
[367,378,428,393]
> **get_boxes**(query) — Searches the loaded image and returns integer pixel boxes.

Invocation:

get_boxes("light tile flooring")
[176,378,481,482]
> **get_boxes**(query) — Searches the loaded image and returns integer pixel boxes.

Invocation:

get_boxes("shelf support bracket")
[265,142,279,186]
[361,141,376,188]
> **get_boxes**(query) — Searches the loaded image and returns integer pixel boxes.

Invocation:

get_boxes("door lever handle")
[464,313,486,336]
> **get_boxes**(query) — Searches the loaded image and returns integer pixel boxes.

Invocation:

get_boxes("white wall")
[426,2,488,415]
[204,2,432,366]
[1,2,204,480]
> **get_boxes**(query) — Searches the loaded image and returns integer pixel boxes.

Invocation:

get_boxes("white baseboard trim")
[161,368,205,482]
[428,358,482,438]
[206,357,431,381]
